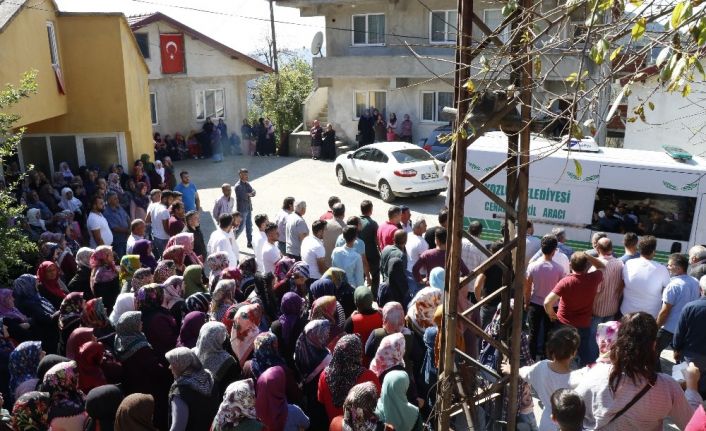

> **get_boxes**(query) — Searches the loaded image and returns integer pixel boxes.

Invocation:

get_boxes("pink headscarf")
[166,233,201,264]
[595,321,620,364]
[230,303,263,367]
[369,332,406,376]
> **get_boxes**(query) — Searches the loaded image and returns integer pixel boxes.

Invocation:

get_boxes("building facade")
[127,13,273,139]
[1,0,153,175]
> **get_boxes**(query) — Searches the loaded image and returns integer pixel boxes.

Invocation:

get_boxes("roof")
[127,12,273,73]
[0,0,26,31]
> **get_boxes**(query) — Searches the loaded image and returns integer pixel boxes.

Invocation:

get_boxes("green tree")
[249,57,313,136]
[0,70,38,283]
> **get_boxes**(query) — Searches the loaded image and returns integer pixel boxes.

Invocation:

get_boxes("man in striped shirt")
[588,237,624,362]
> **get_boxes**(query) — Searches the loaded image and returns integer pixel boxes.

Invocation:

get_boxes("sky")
[55,0,325,59]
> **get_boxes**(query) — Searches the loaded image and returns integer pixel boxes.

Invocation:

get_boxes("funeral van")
[462,132,706,260]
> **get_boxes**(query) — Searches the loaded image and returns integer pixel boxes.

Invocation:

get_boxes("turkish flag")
[160,33,185,74]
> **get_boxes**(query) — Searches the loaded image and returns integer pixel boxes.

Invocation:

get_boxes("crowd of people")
[4,149,706,431]
[356,110,414,147]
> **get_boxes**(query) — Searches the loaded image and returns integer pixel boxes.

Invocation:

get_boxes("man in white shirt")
[261,222,282,274]
[212,183,235,225]
[275,197,295,255]
[126,219,145,254]
[253,214,269,272]
[621,235,671,318]
[301,220,327,279]
[525,221,541,266]
[87,195,112,248]
[145,190,172,258]
[405,216,428,273]
[207,213,239,269]
[461,220,487,275]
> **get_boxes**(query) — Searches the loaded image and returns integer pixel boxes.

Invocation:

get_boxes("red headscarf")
[77,341,107,393]
[255,365,288,431]
[66,327,96,360]
[36,261,67,301]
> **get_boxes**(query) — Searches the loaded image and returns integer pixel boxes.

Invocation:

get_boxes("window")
[483,9,510,43]
[149,92,158,125]
[369,149,389,163]
[392,149,434,163]
[352,14,385,45]
[430,10,457,44]
[135,33,150,58]
[422,91,453,122]
[195,89,225,120]
[46,22,59,67]
[353,148,374,160]
[354,90,386,119]
[82,137,120,171]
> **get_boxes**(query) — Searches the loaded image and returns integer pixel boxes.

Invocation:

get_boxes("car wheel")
[336,165,349,185]
[379,180,395,202]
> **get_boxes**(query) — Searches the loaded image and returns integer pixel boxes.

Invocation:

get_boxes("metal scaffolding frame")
[438,0,532,429]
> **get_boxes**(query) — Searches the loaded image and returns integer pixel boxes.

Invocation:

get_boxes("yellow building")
[0,0,153,175]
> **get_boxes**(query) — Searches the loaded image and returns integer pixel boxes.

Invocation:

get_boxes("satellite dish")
[311,31,324,57]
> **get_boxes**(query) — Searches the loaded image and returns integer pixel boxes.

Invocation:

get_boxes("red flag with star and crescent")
[160,33,185,74]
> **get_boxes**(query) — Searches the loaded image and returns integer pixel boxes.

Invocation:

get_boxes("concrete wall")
[0,3,68,127]
[624,78,706,155]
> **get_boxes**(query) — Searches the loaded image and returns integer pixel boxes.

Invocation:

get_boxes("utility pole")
[269,0,282,153]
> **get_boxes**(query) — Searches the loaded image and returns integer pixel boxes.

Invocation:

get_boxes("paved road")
[173,154,448,252]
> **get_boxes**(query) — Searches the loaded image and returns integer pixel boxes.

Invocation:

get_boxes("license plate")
[421,172,438,180]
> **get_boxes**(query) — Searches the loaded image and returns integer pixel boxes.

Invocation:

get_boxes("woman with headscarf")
[211,379,263,431]
[89,246,120,312]
[211,279,236,323]
[41,360,87,431]
[130,268,153,293]
[221,268,245,302]
[270,292,307,369]
[231,303,263,368]
[109,293,134,327]
[185,292,211,315]
[13,274,58,353]
[318,334,380,421]
[375,370,421,431]
[330,381,389,431]
[114,311,172,429]
[59,187,82,215]
[153,161,166,189]
[162,246,186,275]
[256,366,310,431]
[57,292,85,356]
[65,327,96,361]
[292,319,331,428]
[130,182,150,222]
[118,255,141,293]
[82,297,115,345]
[76,341,107,393]
[26,208,46,237]
[153,259,176,284]
[84,384,124,431]
[405,287,442,338]
[166,232,201,266]
[68,247,93,298]
[165,347,220,431]
[8,341,44,404]
[245,333,303,406]
[176,311,207,349]
[238,257,258,298]
[133,239,158,272]
[321,267,356,316]
[183,264,206,297]
[0,289,32,342]
[162,275,186,327]
[36,261,68,309]
[114,393,158,431]
[369,333,419,406]
[135,284,178,358]
[207,252,231,291]
[345,286,382,365]
[193,322,239,397]
[11,390,51,431]
[377,257,408,309]
[309,295,345,350]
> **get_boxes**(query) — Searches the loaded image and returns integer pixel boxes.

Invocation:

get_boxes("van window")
[592,188,696,242]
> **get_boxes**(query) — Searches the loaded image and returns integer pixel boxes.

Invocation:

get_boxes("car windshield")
[392,149,434,163]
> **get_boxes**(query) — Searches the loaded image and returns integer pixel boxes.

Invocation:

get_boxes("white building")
[623,69,706,156]
[278,0,592,144]
[127,13,273,138]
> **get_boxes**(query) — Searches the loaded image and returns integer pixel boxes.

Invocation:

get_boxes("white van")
[462,132,706,260]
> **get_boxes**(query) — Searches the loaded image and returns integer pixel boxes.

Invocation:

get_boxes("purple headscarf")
[176,311,208,348]
[278,292,304,348]
[0,288,28,322]
[132,239,157,272]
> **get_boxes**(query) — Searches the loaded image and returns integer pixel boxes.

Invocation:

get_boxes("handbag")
[607,380,654,424]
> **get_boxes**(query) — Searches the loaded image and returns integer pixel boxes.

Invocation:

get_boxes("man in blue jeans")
[234,168,255,248]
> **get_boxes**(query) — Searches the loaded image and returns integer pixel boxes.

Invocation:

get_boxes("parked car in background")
[418,124,453,162]
[335,142,446,202]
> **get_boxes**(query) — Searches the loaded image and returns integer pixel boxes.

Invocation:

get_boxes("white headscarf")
[59,187,82,213]
[59,162,74,179]
[109,292,135,326]
[155,160,165,183]
[26,208,46,231]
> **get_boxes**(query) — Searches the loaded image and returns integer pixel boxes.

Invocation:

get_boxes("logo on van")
[663,180,699,191]
[566,160,599,182]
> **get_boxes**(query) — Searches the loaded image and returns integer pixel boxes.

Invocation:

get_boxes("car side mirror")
[347,153,353,159]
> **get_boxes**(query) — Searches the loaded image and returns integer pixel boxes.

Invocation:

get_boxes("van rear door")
[694,195,706,246]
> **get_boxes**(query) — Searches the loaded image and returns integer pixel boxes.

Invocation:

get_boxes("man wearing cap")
[234,168,256,248]
[212,183,235,224]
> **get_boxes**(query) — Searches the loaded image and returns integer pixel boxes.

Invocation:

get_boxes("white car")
[334,142,446,202]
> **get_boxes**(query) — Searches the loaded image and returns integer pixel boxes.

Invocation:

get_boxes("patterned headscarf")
[325,334,366,408]
[162,246,186,268]
[107,173,123,195]
[165,347,214,396]
[406,287,442,333]
[323,267,348,290]
[11,391,50,431]
[75,248,94,269]
[310,295,338,324]
[210,279,235,322]
[291,261,310,279]
[596,321,620,364]
[114,311,150,361]
[206,252,230,273]
[130,268,153,293]
[215,379,258,429]
[153,260,176,284]
[295,319,331,382]
[251,332,285,378]
[134,284,164,313]
[231,303,263,367]
[119,255,141,286]
[342,382,380,431]
[41,360,85,422]
[9,341,43,399]
[109,293,134,327]
[382,302,408,334]
[166,232,201,265]
[90,246,118,286]
[162,275,185,310]
[185,292,211,314]
[183,265,206,297]
[279,292,304,349]
[369,333,406,377]
[58,292,85,330]
[81,298,110,329]
[193,321,232,376]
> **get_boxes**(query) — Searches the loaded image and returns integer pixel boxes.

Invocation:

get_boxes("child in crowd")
[550,388,585,431]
